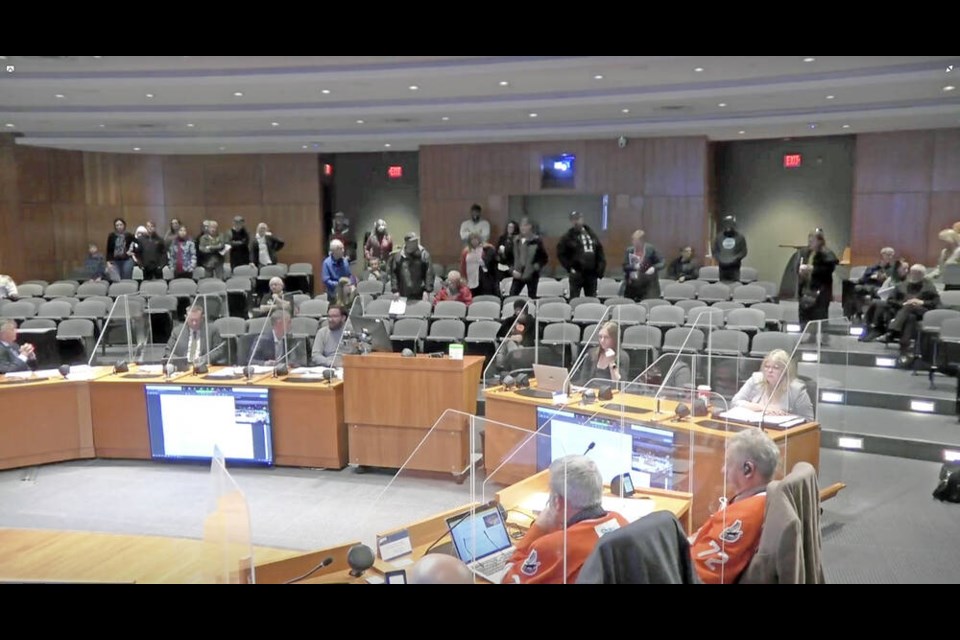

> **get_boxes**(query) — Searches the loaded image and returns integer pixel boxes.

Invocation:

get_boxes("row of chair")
[496,276,777,301]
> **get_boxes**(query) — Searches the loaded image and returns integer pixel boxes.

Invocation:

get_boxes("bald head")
[408,554,474,584]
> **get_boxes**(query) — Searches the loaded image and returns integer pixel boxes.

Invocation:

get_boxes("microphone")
[401,348,416,358]
[328,296,364,367]
[192,341,227,375]
[582,441,596,456]
[283,556,335,585]
[673,403,691,421]
[113,360,129,373]
[272,340,303,377]
[164,362,176,378]
[58,364,70,379]
[347,544,375,578]
[322,367,336,384]
[247,296,279,369]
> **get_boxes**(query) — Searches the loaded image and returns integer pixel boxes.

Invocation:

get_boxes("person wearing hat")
[884,263,941,366]
[557,211,606,299]
[712,215,748,282]
[797,228,838,331]
[388,232,433,300]
[130,224,165,280]
[228,215,251,268]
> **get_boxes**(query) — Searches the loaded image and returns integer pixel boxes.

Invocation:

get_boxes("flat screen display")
[541,153,576,188]
[144,385,274,465]
[536,407,676,490]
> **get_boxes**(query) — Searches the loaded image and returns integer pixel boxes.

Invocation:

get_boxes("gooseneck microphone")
[283,556,335,584]
[582,441,596,456]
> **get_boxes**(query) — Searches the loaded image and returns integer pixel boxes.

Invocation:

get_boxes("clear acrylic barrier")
[200,446,254,583]
[87,293,149,367]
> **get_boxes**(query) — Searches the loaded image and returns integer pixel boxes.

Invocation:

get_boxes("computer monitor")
[535,406,677,490]
[347,315,393,353]
[144,385,274,465]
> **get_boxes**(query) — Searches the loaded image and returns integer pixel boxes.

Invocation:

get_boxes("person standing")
[198,220,228,279]
[322,239,354,303]
[495,220,520,284]
[797,228,838,331]
[510,218,548,298]
[167,226,197,280]
[713,215,748,282]
[557,211,605,298]
[364,219,393,264]
[250,222,285,268]
[106,218,136,281]
[622,230,665,301]
[130,225,165,280]
[228,216,251,269]
[460,232,498,298]
[389,232,433,301]
[459,203,490,244]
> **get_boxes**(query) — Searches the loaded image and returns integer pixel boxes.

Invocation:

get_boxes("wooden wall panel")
[644,138,706,197]
[205,205,265,234]
[262,155,320,205]
[52,203,90,277]
[86,205,127,254]
[164,207,207,239]
[262,204,324,275]
[83,153,122,206]
[581,138,646,195]
[49,150,85,204]
[851,193,930,266]
[933,129,960,192]
[19,203,56,278]
[162,156,206,206]
[855,131,934,194]
[119,155,165,206]
[204,156,263,205]
[16,146,50,204]
[642,197,708,262]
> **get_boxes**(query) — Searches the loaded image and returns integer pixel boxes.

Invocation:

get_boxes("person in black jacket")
[250,223,285,268]
[511,218,549,298]
[557,211,605,298]
[797,228,838,330]
[666,246,700,282]
[228,216,251,268]
[884,264,941,365]
[623,230,665,301]
[106,218,136,281]
[713,215,748,282]
[495,220,519,284]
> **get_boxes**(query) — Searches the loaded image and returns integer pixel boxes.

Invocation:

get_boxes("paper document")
[718,407,802,426]
[388,297,407,316]
[602,496,656,523]
[205,367,246,379]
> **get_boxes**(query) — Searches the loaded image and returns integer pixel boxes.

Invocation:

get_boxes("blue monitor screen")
[541,153,576,188]
[536,407,677,490]
[145,385,274,466]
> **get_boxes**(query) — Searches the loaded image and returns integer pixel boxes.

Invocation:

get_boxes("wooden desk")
[343,353,484,475]
[89,368,348,469]
[0,376,97,470]
[483,384,820,529]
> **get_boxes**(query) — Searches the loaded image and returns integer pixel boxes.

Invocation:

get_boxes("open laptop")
[533,363,570,394]
[446,504,515,583]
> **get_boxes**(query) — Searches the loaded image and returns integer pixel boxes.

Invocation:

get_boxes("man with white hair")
[502,455,627,584]
[322,239,354,303]
[884,263,941,366]
[0,274,19,301]
[849,246,898,319]
[408,554,474,585]
[432,270,473,306]
[0,318,38,373]
[254,276,292,317]
[690,428,780,584]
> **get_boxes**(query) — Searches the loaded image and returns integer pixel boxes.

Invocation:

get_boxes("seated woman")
[333,276,359,312]
[731,349,814,421]
[574,321,630,386]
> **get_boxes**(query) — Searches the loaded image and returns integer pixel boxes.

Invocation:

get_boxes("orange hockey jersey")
[690,493,766,584]
[502,511,628,584]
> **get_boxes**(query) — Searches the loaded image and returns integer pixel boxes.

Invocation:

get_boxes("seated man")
[690,428,780,584]
[362,256,390,285]
[861,258,909,341]
[253,276,292,318]
[883,263,941,366]
[0,274,19,301]
[408,554,474,585]
[432,270,473,306]
[0,318,38,373]
[849,246,897,320]
[666,246,700,282]
[249,310,308,368]
[311,304,356,367]
[502,455,627,584]
[164,307,226,368]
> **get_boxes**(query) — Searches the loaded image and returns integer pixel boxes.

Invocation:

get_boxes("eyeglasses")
[762,364,784,371]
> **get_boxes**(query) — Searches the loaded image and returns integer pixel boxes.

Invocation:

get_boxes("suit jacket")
[248,333,308,368]
[164,323,226,366]
[0,341,36,374]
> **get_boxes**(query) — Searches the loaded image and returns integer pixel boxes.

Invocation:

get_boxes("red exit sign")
[387,165,403,179]
[784,153,802,168]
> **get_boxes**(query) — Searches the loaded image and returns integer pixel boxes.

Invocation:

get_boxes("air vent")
[656,105,689,112]
[383,117,416,124]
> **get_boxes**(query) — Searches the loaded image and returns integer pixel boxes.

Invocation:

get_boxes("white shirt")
[0,275,18,300]
[459,218,490,243]
[257,236,273,266]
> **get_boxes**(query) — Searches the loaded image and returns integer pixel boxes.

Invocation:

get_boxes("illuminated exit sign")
[784,154,802,168]
[387,165,403,179]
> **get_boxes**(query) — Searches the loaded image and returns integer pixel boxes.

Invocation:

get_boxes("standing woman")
[364,219,393,264]
[622,230,665,301]
[797,228,838,332]
[574,321,630,386]
[496,220,519,284]
[251,223,285,268]
[460,232,499,298]
[106,218,136,281]
[164,218,181,248]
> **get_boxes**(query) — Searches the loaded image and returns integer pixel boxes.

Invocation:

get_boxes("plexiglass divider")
[87,293,148,367]
[201,446,254,583]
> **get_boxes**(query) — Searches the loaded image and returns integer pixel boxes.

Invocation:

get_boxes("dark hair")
[505,220,519,236]
[513,299,527,313]
[114,217,126,227]
[330,304,348,319]
[470,203,482,213]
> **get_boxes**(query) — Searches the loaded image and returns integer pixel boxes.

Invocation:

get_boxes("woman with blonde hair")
[334,276,358,311]
[926,228,960,280]
[574,321,630,385]
[731,349,814,421]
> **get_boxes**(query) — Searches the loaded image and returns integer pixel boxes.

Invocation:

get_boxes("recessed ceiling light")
[529,113,538,118]
[408,85,419,91]
[384,143,392,148]
[93,56,102,60]
[441,116,450,121]
[219,146,226,151]
[302,145,308,149]
[54,94,65,99]
[4,123,14,128]
[233,92,244,97]
[186,123,195,128]
[593,74,604,80]
[356,119,364,124]
[621,108,630,114]
[947,65,955,73]
[270,122,280,127]
[738,130,746,135]
[809,123,818,129]
[803,57,816,63]
[145,93,155,98]
[842,124,851,129]
[321,89,331,95]
[944,85,956,92]
[825,95,835,100]
[693,67,704,73]
[498,81,510,87]
[98,124,106,128]
[717,102,727,108]
[133,147,141,151]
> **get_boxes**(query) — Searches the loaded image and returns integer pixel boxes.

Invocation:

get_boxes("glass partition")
[87,293,148,367]
[200,446,254,584]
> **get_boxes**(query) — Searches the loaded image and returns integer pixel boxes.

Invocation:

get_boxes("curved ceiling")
[0,55,958,154]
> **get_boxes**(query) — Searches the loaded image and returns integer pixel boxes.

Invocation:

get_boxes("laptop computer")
[446,504,515,583]
[533,363,570,394]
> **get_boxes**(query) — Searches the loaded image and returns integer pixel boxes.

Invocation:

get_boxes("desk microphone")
[322,367,336,384]
[58,364,70,379]
[347,544,375,578]
[673,403,691,421]
[193,341,227,375]
[283,556,335,584]
[583,442,596,456]
[272,340,302,377]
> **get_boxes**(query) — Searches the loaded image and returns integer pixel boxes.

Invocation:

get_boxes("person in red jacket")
[690,428,781,584]
[503,455,627,584]
[432,270,473,306]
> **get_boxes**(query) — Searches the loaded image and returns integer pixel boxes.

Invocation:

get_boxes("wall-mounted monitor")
[541,153,576,189]
[145,385,274,466]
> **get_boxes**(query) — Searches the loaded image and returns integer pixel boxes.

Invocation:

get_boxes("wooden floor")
[0,529,300,584]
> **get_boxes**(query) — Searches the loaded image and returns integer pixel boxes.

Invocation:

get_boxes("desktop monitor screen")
[347,315,393,353]
[145,385,274,465]
[541,153,576,189]
[535,406,677,490]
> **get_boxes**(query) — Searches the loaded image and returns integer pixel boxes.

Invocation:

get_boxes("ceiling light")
[321,89,331,95]
[738,130,746,135]
[233,92,243,97]
[947,65,955,73]
[529,113,538,118]
[54,93,65,99]
[4,123,14,128]
[384,143,392,148]
[809,123,817,129]
[594,74,604,80]
[98,124,105,128]
[145,93,155,98]
[842,124,851,129]
[302,145,308,149]
[803,57,816,63]
[219,146,226,151]
[499,81,510,87]
[621,108,630,114]
[825,95,835,100]
[186,123,195,128]
[944,85,956,92]
[717,102,727,107]
[133,147,141,151]
[270,122,280,127]
[693,67,704,73]
[408,85,419,91]
[356,119,364,124]
[441,116,450,121]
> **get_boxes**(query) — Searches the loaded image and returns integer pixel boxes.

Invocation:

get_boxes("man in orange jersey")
[503,455,627,584]
[690,428,781,584]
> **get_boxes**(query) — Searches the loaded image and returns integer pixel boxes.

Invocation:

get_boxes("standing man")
[459,203,491,245]
[389,232,433,301]
[0,318,38,373]
[622,229,665,301]
[228,216,251,269]
[557,211,605,298]
[510,218,548,299]
[322,239,354,303]
[198,220,229,279]
[713,215,748,283]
